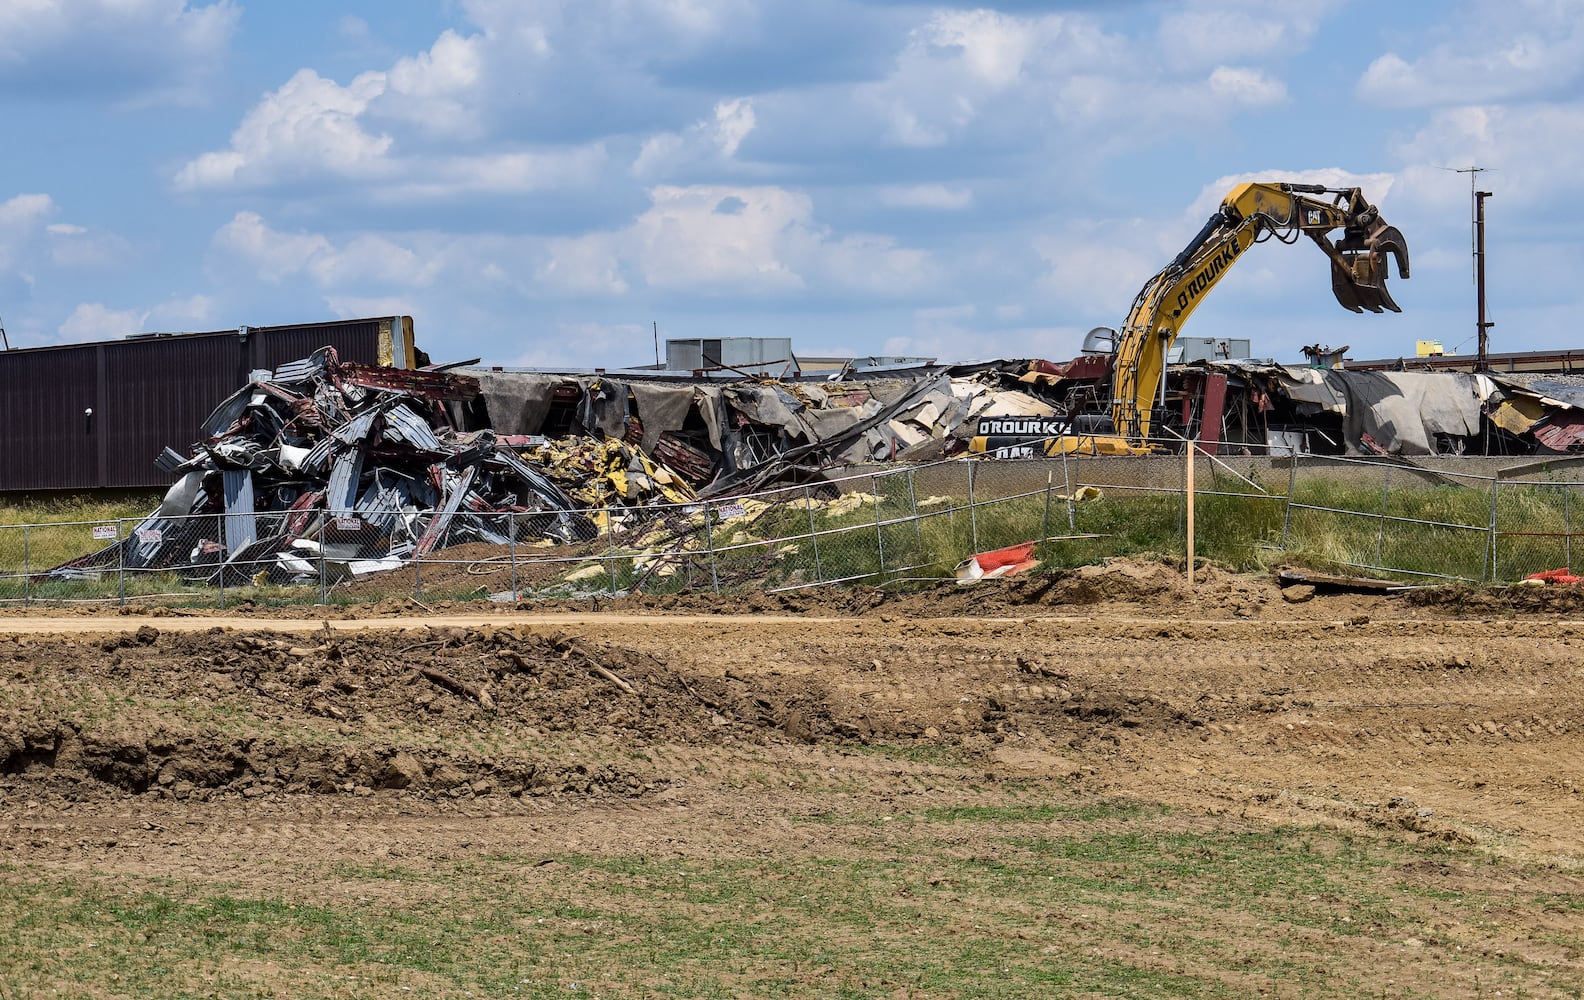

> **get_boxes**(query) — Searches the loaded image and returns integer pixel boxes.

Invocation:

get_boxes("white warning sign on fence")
[136,528,163,544]
[91,524,117,540]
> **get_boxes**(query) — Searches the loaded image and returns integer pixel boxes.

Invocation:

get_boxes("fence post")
[508,512,518,601]
[218,517,226,611]
[319,525,328,605]
[1186,440,1196,586]
[1041,470,1053,549]
[1486,478,1499,582]
[908,467,923,553]
[702,501,721,594]
[1375,465,1391,568]
[872,475,886,582]
[804,487,824,585]
[967,459,979,553]
[118,520,127,607]
[1060,447,1076,532]
[606,507,619,596]
[1282,456,1297,549]
[414,544,422,600]
[1567,487,1574,573]
[23,524,30,609]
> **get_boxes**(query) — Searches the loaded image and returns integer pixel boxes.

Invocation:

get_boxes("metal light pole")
[1475,189,1493,370]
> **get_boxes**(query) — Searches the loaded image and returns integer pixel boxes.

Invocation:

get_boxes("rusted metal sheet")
[1534,412,1584,453]
[338,362,479,400]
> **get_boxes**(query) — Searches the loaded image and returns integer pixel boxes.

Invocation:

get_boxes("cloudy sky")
[0,0,1575,368]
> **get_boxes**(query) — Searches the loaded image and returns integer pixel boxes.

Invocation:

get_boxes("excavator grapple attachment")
[1332,223,1410,314]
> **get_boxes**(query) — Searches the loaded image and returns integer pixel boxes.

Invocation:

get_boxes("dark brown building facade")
[0,317,415,491]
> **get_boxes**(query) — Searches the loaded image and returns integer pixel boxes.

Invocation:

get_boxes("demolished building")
[51,340,1584,590]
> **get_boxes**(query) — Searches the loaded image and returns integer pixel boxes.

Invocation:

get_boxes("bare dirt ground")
[4,558,1584,997]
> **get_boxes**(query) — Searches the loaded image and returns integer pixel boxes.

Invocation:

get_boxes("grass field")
[3,795,1574,999]
[1,469,1581,603]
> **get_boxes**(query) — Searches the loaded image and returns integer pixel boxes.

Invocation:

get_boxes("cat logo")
[1305,208,1324,225]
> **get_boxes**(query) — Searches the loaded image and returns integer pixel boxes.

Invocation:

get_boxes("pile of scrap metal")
[53,347,597,584]
[1181,362,1584,457]
[469,364,1059,495]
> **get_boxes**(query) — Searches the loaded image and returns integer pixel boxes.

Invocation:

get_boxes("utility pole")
[1455,166,1493,369]
[1474,189,1493,370]
[0,315,9,351]
[653,320,660,368]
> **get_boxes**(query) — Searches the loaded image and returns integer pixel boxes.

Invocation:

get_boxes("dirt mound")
[1408,581,1584,615]
[0,625,850,803]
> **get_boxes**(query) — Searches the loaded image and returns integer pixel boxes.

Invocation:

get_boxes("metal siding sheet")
[253,321,382,369]
[102,336,241,488]
[0,317,401,492]
[0,346,99,490]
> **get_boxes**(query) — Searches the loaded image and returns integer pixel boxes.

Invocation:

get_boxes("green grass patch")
[7,473,1584,601]
[6,814,1574,998]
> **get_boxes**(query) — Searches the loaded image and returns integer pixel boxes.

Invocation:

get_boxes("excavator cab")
[1331,216,1410,314]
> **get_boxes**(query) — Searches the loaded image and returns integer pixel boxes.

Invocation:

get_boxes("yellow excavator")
[976,182,1409,455]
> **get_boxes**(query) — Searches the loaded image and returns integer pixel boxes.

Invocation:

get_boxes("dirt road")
[4,560,1583,996]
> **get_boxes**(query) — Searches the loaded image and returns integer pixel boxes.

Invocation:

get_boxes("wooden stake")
[1186,438,1196,586]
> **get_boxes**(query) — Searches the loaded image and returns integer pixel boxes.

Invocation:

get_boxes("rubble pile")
[58,348,604,585]
[523,436,697,507]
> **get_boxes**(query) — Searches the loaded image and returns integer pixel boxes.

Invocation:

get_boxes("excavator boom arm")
[1108,182,1408,443]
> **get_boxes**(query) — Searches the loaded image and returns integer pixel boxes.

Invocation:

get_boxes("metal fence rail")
[5,447,1584,608]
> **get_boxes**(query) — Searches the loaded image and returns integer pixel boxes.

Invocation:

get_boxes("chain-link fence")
[5,448,1584,608]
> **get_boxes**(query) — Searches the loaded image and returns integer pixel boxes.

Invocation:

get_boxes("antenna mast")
[1455,166,1493,370]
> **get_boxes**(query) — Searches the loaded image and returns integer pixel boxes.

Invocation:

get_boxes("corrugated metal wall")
[0,318,399,492]
[0,345,99,491]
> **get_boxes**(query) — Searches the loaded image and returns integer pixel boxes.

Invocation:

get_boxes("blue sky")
[0,0,1577,368]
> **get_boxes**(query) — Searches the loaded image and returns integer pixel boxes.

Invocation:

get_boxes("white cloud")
[854,6,1292,155]
[1391,104,1584,212]
[210,184,933,307]
[876,185,974,210]
[1207,66,1286,107]
[375,30,485,137]
[633,98,757,179]
[378,146,610,200]
[175,69,393,190]
[54,293,217,343]
[1034,220,1167,316]
[326,295,416,321]
[865,9,1072,147]
[1358,1,1584,108]
[458,0,753,58]
[1158,0,1342,69]
[621,185,932,295]
[58,303,144,341]
[47,224,133,270]
[0,0,238,104]
[507,321,649,368]
[177,60,607,198]
[535,235,628,295]
[148,294,216,327]
[624,186,810,292]
[212,211,335,282]
[922,9,1036,89]
[0,193,55,274]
